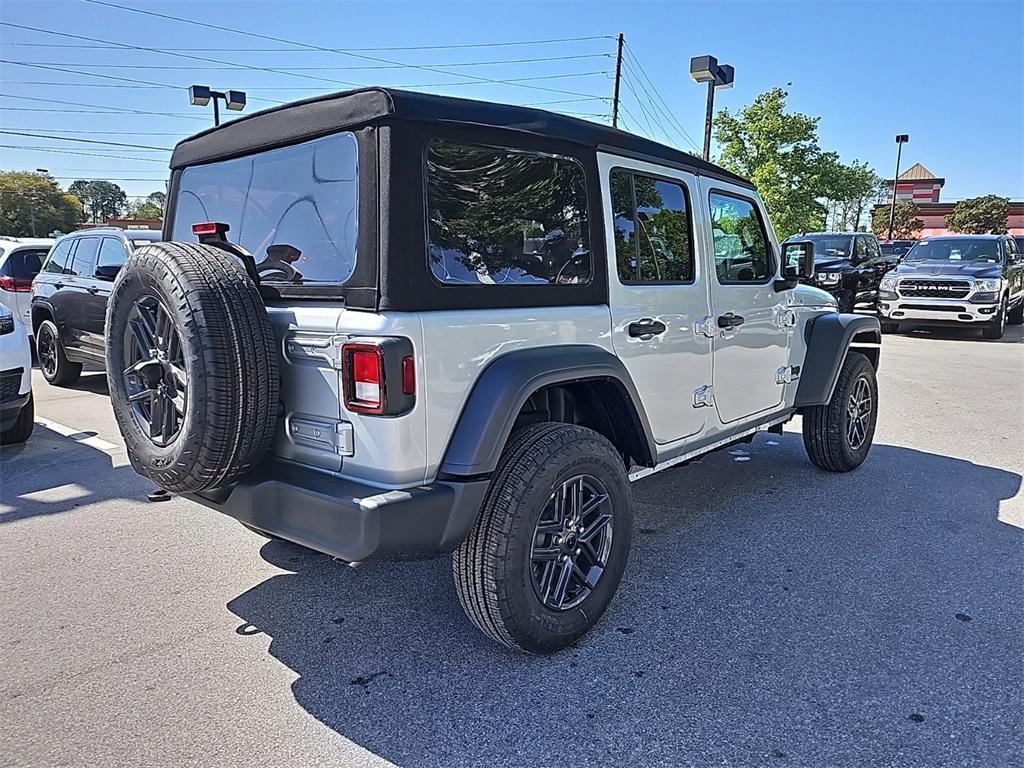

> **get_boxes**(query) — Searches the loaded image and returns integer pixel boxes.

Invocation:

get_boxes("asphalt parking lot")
[2,325,1022,768]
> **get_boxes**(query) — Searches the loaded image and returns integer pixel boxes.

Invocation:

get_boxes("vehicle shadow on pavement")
[226,435,1022,767]
[895,323,1023,344]
[0,424,143,525]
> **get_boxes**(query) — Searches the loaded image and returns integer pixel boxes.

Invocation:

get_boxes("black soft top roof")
[169,87,753,188]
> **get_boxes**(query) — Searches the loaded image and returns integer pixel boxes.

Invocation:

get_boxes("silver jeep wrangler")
[105,88,881,653]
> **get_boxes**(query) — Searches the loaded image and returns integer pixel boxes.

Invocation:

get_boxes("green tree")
[714,88,833,238]
[146,190,166,214]
[945,195,1010,234]
[68,180,127,223]
[822,160,883,231]
[125,199,164,219]
[0,171,82,237]
[871,201,923,240]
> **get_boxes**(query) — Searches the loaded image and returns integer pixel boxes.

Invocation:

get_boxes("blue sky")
[1,0,1021,203]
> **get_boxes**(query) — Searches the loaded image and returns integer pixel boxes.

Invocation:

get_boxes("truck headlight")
[974,278,1002,293]
[817,272,842,285]
[879,276,898,292]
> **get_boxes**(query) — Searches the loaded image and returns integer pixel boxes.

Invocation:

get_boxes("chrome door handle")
[717,313,745,329]
[628,318,667,338]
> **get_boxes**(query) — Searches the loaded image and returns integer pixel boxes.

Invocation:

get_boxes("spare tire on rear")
[105,241,279,494]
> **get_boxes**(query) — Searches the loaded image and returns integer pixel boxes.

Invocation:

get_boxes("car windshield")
[801,235,853,258]
[905,239,1001,263]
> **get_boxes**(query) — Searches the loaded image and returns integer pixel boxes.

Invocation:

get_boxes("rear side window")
[42,239,75,275]
[171,132,359,285]
[0,248,48,278]
[98,238,129,269]
[709,192,774,283]
[610,170,694,283]
[426,140,591,286]
[69,237,101,277]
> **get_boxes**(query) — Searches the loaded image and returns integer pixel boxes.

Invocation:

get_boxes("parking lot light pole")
[689,56,735,161]
[887,134,910,240]
[188,85,247,126]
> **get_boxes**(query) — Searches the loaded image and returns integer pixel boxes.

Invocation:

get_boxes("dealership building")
[874,163,1024,237]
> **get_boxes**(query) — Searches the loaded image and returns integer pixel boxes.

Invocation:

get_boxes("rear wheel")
[1,392,34,445]
[982,297,1006,339]
[453,423,632,654]
[35,320,81,386]
[802,351,877,472]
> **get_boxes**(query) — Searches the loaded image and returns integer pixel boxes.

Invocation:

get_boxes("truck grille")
[0,368,23,403]
[898,279,971,299]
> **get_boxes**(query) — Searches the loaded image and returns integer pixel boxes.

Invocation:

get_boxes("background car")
[0,301,34,444]
[30,228,161,387]
[784,231,898,313]
[0,236,55,336]
[879,239,917,259]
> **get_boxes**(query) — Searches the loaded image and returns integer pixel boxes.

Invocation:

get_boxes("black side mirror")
[94,264,121,281]
[784,240,815,278]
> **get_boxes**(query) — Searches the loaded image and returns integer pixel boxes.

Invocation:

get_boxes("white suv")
[0,237,54,335]
[104,88,881,652]
[0,302,33,445]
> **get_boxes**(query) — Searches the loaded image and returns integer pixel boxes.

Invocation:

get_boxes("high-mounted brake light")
[341,338,416,417]
[192,221,230,238]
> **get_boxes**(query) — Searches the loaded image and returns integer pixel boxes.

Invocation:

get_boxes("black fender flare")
[794,312,881,407]
[439,345,656,477]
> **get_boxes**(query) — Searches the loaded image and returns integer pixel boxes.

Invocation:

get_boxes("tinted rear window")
[426,140,591,286]
[1,248,49,278]
[171,132,359,285]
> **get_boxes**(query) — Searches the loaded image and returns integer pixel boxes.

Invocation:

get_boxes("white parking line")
[34,416,121,453]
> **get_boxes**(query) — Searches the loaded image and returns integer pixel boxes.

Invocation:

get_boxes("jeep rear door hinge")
[693,384,715,408]
[694,316,716,338]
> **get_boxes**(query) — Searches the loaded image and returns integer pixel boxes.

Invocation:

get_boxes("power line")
[9,53,611,70]
[2,35,613,52]
[622,43,701,152]
[0,129,189,136]
[0,144,168,162]
[2,70,610,92]
[621,68,686,148]
[0,129,170,151]
[0,59,284,104]
[0,92,211,120]
[80,1,612,99]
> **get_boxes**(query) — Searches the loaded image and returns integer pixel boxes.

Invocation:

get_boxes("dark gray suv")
[31,228,162,386]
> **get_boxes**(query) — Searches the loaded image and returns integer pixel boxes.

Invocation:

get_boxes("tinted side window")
[611,170,694,284]
[866,237,881,259]
[709,192,774,283]
[854,237,868,260]
[426,140,591,286]
[69,238,100,278]
[43,239,75,275]
[98,238,129,269]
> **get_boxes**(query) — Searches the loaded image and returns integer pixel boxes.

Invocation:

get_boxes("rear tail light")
[0,276,32,292]
[341,338,415,416]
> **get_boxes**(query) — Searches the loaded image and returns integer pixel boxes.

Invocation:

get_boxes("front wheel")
[802,351,878,472]
[982,297,1007,339]
[453,423,632,654]
[1008,298,1024,326]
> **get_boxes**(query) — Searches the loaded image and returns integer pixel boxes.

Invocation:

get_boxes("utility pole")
[887,134,910,240]
[611,33,624,129]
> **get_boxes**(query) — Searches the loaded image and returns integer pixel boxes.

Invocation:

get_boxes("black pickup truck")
[784,232,899,313]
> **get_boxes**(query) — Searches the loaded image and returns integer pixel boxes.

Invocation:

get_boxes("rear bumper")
[183,462,489,563]
[0,392,30,430]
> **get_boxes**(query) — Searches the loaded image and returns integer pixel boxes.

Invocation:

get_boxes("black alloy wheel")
[122,295,187,446]
[530,474,614,611]
[37,325,58,379]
